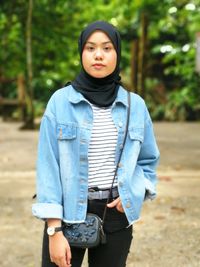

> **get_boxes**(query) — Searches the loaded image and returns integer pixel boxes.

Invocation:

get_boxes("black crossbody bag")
[63,91,131,248]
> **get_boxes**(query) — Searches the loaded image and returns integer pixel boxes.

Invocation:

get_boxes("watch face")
[47,227,55,236]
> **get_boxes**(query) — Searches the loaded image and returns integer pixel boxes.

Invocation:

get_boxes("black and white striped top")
[88,104,118,189]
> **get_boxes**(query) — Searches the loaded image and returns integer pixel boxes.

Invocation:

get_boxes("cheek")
[82,52,90,69]
[109,53,117,70]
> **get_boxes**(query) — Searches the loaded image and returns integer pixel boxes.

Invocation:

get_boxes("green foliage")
[146,0,200,120]
[165,85,200,121]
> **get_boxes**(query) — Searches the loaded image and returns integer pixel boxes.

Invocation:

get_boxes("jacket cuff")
[144,178,156,201]
[32,203,63,220]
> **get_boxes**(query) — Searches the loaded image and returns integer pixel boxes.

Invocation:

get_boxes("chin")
[93,74,107,78]
[89,71,109,79]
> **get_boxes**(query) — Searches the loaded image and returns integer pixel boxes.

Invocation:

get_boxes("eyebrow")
[85,41,112,45]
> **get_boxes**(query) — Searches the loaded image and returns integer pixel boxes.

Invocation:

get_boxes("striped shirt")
[88,104,118,189]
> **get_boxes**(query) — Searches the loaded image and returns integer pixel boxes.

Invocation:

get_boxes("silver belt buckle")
[99,190,103,199]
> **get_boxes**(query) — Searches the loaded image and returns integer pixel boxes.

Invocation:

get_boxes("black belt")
[88,187,119,200]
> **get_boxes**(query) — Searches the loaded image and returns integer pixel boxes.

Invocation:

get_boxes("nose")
[94,48,103,60]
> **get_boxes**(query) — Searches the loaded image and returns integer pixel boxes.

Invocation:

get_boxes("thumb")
[107,197,120,208]
[65,241,71,265]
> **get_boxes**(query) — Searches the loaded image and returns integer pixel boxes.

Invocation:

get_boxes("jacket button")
[126,202,131,208]
[118,163,123,168]
[119,122,123,127]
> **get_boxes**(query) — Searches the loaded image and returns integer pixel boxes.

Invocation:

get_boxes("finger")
[66,244,72,265]
[116,202,124,213]
[60,257,67,267]
[107,197,120,208]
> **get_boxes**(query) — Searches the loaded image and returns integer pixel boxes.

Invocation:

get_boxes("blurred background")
[0,0,200,126]
[0,0,200,267]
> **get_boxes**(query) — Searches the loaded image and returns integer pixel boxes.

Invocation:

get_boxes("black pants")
[42,199,133,267]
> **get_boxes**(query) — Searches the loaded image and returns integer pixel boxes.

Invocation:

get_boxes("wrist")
[48,231,63,239]
[47,218,62,228]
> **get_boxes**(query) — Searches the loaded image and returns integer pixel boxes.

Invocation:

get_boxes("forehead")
[86,30,111,43]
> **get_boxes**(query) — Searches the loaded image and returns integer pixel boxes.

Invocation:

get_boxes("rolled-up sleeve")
[32,203,63,219]
[32,111,63,220]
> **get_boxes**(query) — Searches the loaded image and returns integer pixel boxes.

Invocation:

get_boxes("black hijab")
[71,21,122,107]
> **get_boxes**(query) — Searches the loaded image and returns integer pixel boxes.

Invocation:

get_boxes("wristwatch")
[47,226,63,236]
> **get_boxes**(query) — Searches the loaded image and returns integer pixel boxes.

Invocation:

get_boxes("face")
[82,30,117,78]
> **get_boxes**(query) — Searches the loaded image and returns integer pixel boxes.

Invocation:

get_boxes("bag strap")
[101,91,131,225]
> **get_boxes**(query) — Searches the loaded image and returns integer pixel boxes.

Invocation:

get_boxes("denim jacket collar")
[68,85,128,107]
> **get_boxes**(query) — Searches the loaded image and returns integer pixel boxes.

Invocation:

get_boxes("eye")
[86,46,95,51]
[103,46,112,52]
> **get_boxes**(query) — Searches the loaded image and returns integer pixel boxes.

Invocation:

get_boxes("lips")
[92,63,105,68]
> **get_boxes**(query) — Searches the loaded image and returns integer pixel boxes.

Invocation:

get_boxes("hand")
[49,232,71,267]
[107,197,125,213]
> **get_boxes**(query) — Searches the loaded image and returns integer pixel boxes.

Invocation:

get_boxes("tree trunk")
[24,0,35,129]
[196,32,200,74]
[130,39,139,93]
[138,11,148,98]
[17,74,27,122]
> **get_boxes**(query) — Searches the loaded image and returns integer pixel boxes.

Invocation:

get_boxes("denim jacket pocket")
[128,127,144,143]
[57,123,77,140]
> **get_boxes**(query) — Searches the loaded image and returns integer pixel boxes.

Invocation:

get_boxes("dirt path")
[0,120,200,267]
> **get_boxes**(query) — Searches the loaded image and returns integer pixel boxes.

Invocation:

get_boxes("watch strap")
[54,226,63,232]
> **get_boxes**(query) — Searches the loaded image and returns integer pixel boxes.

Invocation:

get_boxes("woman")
[32,21,160,267]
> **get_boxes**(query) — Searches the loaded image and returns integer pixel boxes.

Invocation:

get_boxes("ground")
[0,120,200,267]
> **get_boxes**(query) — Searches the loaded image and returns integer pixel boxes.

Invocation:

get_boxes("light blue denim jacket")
[32,85,160,225]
